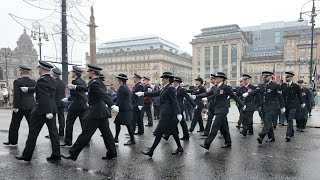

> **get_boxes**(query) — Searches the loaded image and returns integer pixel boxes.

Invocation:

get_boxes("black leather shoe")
[197,130,204,133]
[45,135,50,139]
[180,137,189,141]
[15,155,31,161]
[266,138,275,142]
[141,150,153,157]
[286,137,291,142]
[240,131,247,137]
[102,154,117,160]
[201,134,209,137]
[172,148,184,155]
[114,138,119,143]
[3,142,17,146]
[273,125,277,129]
[145,124,153,127]
[221,144,231,148]
[200,144,210,150]
[61,153,77,161]
[60,143,72,147]
[257,137,263,144]
[46,156,61,161]
[124,140,135,145]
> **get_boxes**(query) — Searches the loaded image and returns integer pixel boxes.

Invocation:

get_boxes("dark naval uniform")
[234,86,246,128]
[131,76,145,135]
[66,66,117,160]
[188,82,206,133]
[4,66,36,146]
[52,68,66,136]
[18,61,60,161]
[142,82,153,126]
[240,84,258,136]
[280,78,303,140]
[64,67,88,145]
[203,76,245,149]
[296,83,311,130]
[248,76,284,143]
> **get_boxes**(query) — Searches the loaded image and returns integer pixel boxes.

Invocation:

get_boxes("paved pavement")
[0,106,320,179]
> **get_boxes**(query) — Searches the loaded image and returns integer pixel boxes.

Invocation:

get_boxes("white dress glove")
[13,108,19,113]
[67,84,77,90]
[177,114,183,122]
[195,105,198,110]
[280,107,286,114]
[147,88,153,92]
[138,106,143,111]
[61,98,68,103]
[202,97,208,102]
[111,105,119,113]
[20,87,28,92]
[301,103,306,108]
[242,92,249,98]
[191,95,196,100]
[135,92,144,97]
[46,113,53,119]
[242,105,246,111]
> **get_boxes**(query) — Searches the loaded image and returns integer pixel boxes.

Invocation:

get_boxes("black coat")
[54,78,66,108]
[249,81,285,112]
[83,78,114,120]
[145,84,181,136]
[143,84,153,106]
[296,87,312,120]
[131,82,144,108]
[280,82,303,109]
[188,85,206,109]
[207,83,245,115]
[197,85,218,111]
[13,77,36,110]
[240,84,259,112]
[177,86,196,112]
[116,84,133,112]
[68,77,88,111]
[29,74,57,115]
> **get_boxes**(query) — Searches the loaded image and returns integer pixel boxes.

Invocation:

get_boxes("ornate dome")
[17,29,32,44]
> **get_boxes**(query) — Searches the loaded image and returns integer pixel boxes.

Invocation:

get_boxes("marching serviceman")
[188,77,206,133]
[280,72,304,142]
[61,66,88,146]
[3,65,36,146]
[113,73,135,145]
[16,61,60,162]
[62,65,119,161]
[136,72,183,157]
[200,72,245,150]
[131,73,144,135]
[239,74,258,136]
[192,74,217,137]
[142,76,153,127]
[243,71,285,144]
[173,77,196,141]
[51,68,66,137]
[296,80,312,132]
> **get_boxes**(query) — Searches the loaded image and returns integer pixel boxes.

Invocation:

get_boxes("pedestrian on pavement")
[200,72,245,150]
[142,76,153,127]
[239,74,259,137]
[243,71,285,144]
[280,72,304,142]
[296,80,311,132]
[137,72,183,157]
[16,61,60,162]
[191,74,217,137]
[60,66,88,147]
[113,73,135,146]
[62,64,119,161]
[131,73,144,135]
[3,65,36,146]
[2,87,8,106]
[0,87,3,107]
[51,68,66,137]
[188,77,206,133]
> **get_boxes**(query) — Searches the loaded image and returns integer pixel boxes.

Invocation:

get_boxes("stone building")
[0,29,38,87]
[87,36,192,86]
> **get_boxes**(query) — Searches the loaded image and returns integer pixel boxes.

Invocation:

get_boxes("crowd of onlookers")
[0,86,13,107]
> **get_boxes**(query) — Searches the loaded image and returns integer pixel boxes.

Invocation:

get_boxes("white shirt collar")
[217,82,223,87]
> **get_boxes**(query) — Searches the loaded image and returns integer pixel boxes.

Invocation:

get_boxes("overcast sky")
[0,0,316,66]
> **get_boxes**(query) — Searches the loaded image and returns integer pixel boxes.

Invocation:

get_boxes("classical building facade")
[0,29,38,87]
[283,27,320,84]
[190,24,248,87]
[87,36,192,86]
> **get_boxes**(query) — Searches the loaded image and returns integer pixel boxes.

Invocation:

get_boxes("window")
[231,44,237,73]
[275,32,281,44]
[205,74,211,79]
[205,47,210,66]
[222,45,228,74]
[300,49,305,55]
[213,46,219,72]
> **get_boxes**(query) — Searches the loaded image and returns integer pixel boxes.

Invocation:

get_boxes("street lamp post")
[30,27,49,61]
[298,0,319,84]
